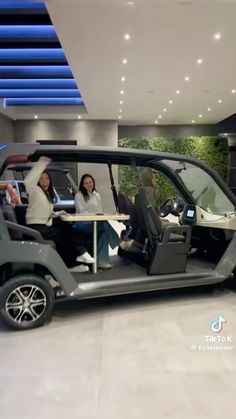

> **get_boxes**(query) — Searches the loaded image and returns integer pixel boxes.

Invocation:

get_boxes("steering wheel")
[160,197,185,217]
[160,198,175,217]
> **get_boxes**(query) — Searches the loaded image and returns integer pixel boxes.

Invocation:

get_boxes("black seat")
[0,189,56,248]
[117,191,137,239]
[14,204,27,226]
[0,190,22,240]
[118,192,134,215]
[134,188,191,275]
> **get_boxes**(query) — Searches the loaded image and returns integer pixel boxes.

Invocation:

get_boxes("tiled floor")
[0,282,236,418]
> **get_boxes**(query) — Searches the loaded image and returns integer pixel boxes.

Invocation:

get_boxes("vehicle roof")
[1,142,235,207]
[0,142,212,167]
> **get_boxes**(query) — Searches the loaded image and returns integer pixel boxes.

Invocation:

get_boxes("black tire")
[0,274,55,330]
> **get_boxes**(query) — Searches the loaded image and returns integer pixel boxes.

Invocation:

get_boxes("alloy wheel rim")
[6,284,47,323]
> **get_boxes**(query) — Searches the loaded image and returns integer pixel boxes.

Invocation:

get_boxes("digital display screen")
[187,209,195,218]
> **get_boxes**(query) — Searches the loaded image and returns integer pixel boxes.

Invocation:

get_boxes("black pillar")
[227,134,236,195]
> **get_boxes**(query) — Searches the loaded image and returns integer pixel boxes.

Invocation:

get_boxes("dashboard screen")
[187,209,195,218]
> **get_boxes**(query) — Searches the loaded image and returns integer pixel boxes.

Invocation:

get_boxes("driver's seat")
[134,188,191,275]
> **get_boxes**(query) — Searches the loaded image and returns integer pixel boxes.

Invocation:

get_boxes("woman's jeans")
[73,221,120,263]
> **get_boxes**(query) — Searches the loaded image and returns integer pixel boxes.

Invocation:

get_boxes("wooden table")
[61,213,130,273]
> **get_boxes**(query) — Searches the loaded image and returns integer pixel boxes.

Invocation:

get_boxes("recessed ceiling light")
[185,76,190,81]
[119,109,122,112]
[120,100,123,105]
[158,115,162,119]
[214,33,221,40]
[121,76,126,82]
[232,89,236,94]
[191,120,195,123]
[218,99,222,103]
[155,120,158,124]
[169,100,173,104]
[122,58,127,64]
[176,89,180,94]
[78,115,81,119]
[127,1,135,5]
[163,108,167,112]
[207,107,211,111]
[120,90,124,95]
[197,58,203,64]
[34,115,38,119]
[124,33,130,40]
[198,114,202,118]
[118,115,122,119]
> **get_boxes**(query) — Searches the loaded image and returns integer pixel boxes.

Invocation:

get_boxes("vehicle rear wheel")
[0,274,55,330]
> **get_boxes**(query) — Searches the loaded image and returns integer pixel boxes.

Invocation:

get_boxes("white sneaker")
[76,252,95,264]
[119,239,134,251]
[69,264,89,273]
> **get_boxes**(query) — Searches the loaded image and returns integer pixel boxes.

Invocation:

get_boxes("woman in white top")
[24,157,95,272]
[74,173,133,269]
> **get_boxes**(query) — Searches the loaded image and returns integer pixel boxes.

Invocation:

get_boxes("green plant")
[118,136,229,202]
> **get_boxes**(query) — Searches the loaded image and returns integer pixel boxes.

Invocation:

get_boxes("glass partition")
[161,159,234,215]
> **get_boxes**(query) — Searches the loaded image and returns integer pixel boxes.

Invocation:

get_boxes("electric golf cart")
[1,142,236,330]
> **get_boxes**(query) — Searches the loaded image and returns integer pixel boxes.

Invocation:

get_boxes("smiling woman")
[73,173,133,269]
[24,157,95,271]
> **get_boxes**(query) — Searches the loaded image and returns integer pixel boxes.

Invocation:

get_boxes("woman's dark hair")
[79,173,96,201]
[38,170,55,203]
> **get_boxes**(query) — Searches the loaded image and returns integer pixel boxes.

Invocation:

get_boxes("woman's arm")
[24,156,51,194]
[96,193,103,213]
[75,191,87,213]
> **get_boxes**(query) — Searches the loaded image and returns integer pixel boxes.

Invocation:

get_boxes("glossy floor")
[0,282,236,418]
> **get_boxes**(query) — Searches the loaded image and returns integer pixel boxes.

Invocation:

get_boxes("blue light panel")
[0,79,78,89]
[0,66,73,77]
[0,49,65,60]
[0,2,45,9]
[0,89,81,98]
[0,26,57,39]
[5,98,84,106]
[0,2,84,110]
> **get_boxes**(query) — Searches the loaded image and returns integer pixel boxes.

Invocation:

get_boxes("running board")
[70,271,226,298]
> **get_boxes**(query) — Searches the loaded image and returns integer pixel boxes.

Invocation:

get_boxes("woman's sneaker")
[69,264,89,273]
[76,252,95,264]
[119,239,134,251]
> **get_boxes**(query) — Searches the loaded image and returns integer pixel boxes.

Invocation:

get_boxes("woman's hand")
[40,156,52,164]
[56,210,69,217]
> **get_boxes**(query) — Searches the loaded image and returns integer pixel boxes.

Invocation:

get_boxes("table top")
[61,213,130,222]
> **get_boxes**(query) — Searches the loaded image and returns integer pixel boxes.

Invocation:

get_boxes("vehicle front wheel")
[0,274,55,330]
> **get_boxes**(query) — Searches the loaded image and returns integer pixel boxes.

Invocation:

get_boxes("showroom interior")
[0,0,236,418]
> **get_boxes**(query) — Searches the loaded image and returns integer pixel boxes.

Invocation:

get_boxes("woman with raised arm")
[24,157,95,272]
[74,173,133,269]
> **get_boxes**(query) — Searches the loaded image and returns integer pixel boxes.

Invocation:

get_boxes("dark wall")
[0,114,14,143]
[218,113,236,134]
[14,119,117,145]
[118,124,219,139]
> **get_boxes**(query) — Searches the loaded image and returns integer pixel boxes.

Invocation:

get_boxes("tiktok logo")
[210,314,226,333]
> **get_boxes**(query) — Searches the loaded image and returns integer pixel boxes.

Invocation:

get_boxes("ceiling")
[0,1,85,120]
[1,0,236,125]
